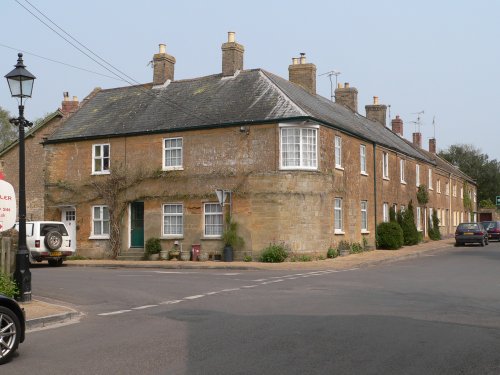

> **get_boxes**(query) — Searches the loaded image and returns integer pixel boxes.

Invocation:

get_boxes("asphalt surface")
[5,239,500,374]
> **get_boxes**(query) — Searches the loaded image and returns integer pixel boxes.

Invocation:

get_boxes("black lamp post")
[5,53,35,302]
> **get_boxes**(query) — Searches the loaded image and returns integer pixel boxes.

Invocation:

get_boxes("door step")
[117,249,145,261]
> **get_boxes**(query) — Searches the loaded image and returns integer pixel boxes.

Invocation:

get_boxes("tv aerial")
[410,110,425,132]
[319,70,341,101]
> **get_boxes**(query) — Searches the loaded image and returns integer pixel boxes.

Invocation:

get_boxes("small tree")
[401,200,419,245]
[428,210,441,240]
[377,222,404,250]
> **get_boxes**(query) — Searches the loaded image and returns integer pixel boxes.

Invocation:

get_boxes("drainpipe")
[373,143,378,245]
[448,172,452,235]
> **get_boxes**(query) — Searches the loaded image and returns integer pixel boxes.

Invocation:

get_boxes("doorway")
[61,208,76,251]
[130,202,144,248]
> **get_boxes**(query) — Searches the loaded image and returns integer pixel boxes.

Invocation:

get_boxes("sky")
[1,0,499,159]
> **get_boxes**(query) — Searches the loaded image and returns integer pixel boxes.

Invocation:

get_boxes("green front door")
[130,202,144,248]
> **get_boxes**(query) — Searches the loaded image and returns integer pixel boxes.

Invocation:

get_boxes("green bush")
[290,254,312,262]
[259,242,289,263]
[376,222,404,250]
[327,247,338,258]
[145,238,162,255]
[428,210,441,240]
[401,200,419,245]
[243,254,252,262]
[350,242,364,254]
[0,272,18,298]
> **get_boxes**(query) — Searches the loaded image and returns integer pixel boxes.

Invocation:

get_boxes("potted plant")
[221,218,244,262]
[169,242,181,260]
[145,237,162,261]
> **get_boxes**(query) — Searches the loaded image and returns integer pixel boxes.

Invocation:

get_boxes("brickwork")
[0,113,63,221]
[335,84,358,112]
[221,42,244,77]
[288,63,317,94]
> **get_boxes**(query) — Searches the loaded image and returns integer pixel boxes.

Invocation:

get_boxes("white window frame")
[416,206,422,230]
[383,202,389,223]
[400,159,406,183]
[163,137,184,171]
[204,203,223,238]
[445,182,450,196]
[437,179,441,194]
[428,169,433,190]
[92,144,110,175]
[429,207,433,228]
[335,136,343,169]
[361,200,368,233]
[162,203,183,237]
[416,164,420,186]
[460,187,463,198]
[91,205,110,239]
[453,184,457,197]
[279,124,318,170]
[360,145,367,175]
[382,152,389,179]
[334,198,343,234]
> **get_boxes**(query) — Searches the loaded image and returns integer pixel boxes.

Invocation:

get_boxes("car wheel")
[454,242,461,247]
[48,258,63,267]
[44,231,63,251]
[0,306,21,365]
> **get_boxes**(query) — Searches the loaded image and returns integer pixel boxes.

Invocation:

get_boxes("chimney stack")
[153,43,176,86]
[365,96,387,126]
[221,31,244,77]
[288,53,317,94]
[412,132,422,148]
[429,138,436,153]
[391,115,404,137]
[61,92,79,116]
[335,82,358,112]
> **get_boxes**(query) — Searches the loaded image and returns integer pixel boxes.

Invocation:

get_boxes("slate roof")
[47,69,435,164]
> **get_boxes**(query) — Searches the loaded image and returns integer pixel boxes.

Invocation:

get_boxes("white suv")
[14,221,74,267]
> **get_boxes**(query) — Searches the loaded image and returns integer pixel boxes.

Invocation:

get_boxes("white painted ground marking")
[287,277,298,280]
[153,271,199,274]
[241,285,258,288]
[221,288,240,292]
[216,273,242,276]
[252,279,268,282]
[268,279,284,283]
[159,300,183,305]
[184,295,205,300]
[98,310,132,316]
[118,275,153,277]
[205,291,219,295]
[131,305,158,310]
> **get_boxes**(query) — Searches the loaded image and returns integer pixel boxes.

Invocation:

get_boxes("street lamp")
[5,53,35,302]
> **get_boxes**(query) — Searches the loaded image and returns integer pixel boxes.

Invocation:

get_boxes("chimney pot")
[228,31,235,43]
[373,96,379,105]
[159,44,166,54]
[63,92,69,101]
[73,96,78,102]
[335,83,358,112]
[299,53,306,64]
[345,82,350,88]
[153,43,176,85]
[292,57,299,65]
[61,92,79,116]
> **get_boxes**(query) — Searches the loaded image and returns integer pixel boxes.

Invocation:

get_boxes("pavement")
[22,238,456,329]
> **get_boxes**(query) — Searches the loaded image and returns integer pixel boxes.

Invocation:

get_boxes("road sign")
[496,196,500,206]
[0,180,16,231]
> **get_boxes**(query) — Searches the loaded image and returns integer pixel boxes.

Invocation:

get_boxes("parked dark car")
[455,222,489,247]
[0,294,25,365]
[481,221,500,241]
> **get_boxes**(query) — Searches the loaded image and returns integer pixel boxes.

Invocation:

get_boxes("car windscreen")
[457,223,479,231]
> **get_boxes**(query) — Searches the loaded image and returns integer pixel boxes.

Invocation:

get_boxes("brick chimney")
[412,132,422,148]
[61,92,79,116]
[391,115,404,136]
[365,96,387,126]
[288,53,317,94]
[153,44,176,85]
[222,32,244,77]
[335,82,358,112]
[429,138,436,154]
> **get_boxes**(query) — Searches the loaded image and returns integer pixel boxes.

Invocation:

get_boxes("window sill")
[91,171,110,176]
[361,230,370,234]
[334,230,345,235]
[89,235,110,240]
[383,177,390,181]
[201,237,222,240]
[360,172,369,176]
[162,167,184,171]
[335,166,344,171]
[161,236,184,240]
[400,180,407,185]
[280,167,319,171]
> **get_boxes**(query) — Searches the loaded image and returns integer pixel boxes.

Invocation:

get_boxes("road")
[3,242,500,374]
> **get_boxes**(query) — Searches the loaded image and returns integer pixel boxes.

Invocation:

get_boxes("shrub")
[243,254,252,262]
[145,238,162,255]
[376,222,404,250]
[327,247,338,258]
[401,200,419,245]
[259,242,289,263]
[350,242,363,254]
[290,253,312,262]
[428,210,441,240]
[417,185,429,205]
[0,272,18,298]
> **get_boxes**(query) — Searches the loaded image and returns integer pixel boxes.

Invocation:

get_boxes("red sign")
[0,180,16,231]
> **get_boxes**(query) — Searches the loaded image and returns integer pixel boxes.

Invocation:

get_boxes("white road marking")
[205,291,219,295]
[221,288,240,292]
[98,310,132,316]
[159,300,183,305]
[131,305,158,310]
[216,273,242,276]
[184,295,205,300]
[252,278,268,282]
[153,271,199,274]
[241,285,258,288]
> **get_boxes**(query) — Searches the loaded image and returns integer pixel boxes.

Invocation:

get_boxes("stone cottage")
[40,32,476,259]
